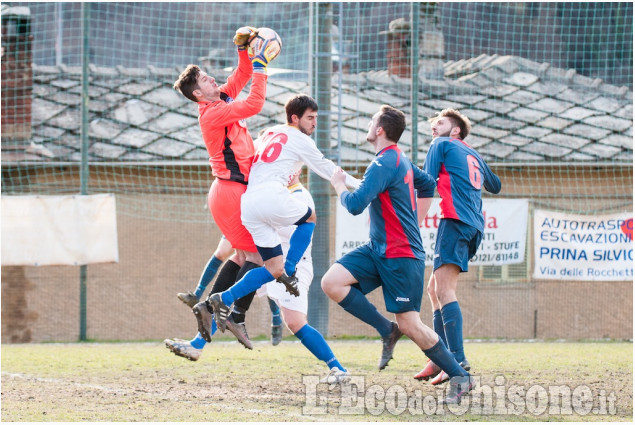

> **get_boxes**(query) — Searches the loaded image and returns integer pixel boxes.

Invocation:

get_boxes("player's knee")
[286,317,307,334]
[306,210,317,223]
[263,256,284,278]
[231,250,246,266]
[267,262,284,279]
[320,276,332,294]
[395,316,416,337]
[215,238,234,261]
[435,285,454,304]
[244,251,263,266]
[321,273,341,296]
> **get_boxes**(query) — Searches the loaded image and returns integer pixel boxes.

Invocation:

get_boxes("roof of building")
[4,54,633,166]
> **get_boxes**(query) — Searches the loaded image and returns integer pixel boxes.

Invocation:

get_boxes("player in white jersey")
[259,173,349,383]
[260,173,314,314]
[194,94,359,340]
[165,175,350,383]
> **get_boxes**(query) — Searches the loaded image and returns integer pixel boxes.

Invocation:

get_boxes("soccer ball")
[249,27,282,63]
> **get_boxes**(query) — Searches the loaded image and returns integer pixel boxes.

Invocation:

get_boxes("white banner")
[533,210,633,281]
[2,194,119,266]
[336,199,528,265]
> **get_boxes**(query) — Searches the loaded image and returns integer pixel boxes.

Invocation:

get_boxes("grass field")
[2,339,632,421]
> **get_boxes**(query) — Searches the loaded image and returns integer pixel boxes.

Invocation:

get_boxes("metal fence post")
[79,2,90,341]
[307,2,332,337]
[410,3,420,165]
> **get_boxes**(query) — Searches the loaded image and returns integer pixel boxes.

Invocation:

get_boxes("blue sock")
[194,255,223,299]
[338,286,393,338]
[190,320,217,349]
[268,298,282,326]
[221,267,274,306]
[433,309,447,346]
[423,340,467,378]
[284,222,315,276]
[441,301,465,363]
[295,324,345,372]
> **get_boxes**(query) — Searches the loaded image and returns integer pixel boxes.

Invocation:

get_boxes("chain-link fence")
[2,2,632,343]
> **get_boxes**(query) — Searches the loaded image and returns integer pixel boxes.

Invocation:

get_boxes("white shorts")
[241,183,311,248]
[257,257,313,314]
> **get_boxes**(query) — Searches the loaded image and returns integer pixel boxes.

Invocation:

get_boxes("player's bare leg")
[268,255,299,296]
[321,263,355,302]
[432,264,460,307]
[395,311,440,350]
[322,264,401,370]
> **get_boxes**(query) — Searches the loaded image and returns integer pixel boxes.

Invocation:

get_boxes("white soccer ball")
[249,27,282,63]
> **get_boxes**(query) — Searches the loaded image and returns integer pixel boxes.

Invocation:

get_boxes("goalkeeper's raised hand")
[233,26,257,50]
[251,41,280,74]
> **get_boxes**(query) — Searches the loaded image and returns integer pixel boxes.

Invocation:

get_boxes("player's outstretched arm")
[221,26,258,99]
[201,76,266,128]
[298,137,360,188]
[335,160,388,216]
[482,162,502,194]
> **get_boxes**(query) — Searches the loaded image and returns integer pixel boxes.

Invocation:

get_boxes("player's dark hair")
[377,105,406,143]
[429,108,472,139]
[173,64,201,103]
[285,94,318,124]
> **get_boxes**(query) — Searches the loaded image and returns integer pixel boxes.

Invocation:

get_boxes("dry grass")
[1,340,632,421]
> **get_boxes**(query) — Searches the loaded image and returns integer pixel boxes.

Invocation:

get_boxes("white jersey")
[250,124,360,189]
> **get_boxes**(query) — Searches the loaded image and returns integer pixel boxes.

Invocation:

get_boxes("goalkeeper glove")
[233,26,257,50]
[251,42,280,73]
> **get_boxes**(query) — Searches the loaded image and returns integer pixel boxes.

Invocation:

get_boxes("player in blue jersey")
[414,108,501,385]
[324,105,475,404]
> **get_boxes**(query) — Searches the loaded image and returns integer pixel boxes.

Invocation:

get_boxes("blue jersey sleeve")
[340,153,393,215]
[412,165,436,198]
[482,162,502,194]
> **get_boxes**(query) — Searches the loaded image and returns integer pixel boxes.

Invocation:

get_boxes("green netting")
[1,2,632,343]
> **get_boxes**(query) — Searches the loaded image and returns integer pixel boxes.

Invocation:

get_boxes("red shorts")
[208,179,257,252]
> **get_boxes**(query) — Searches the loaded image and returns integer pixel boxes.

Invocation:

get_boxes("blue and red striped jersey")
[340,145,436,259]
[423,136,501,232]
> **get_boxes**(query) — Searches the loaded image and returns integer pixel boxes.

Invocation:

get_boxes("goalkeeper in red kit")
[172,27,279,348]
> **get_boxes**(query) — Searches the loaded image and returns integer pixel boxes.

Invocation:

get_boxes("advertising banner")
[336,199,528,265]
[2,194,119,266]
[533,210,633,281]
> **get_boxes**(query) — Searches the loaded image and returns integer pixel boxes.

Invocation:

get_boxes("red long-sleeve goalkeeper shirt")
[198,49,267,184]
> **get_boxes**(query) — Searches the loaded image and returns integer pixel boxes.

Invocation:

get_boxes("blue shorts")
[336,244,425,313]
[434,219,482,272]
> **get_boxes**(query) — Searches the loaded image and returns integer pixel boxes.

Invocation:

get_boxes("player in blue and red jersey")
[414,108,501,385]
[324,105,475,403]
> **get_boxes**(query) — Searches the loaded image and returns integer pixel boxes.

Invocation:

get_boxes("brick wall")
[1,12,33,142]
[1,166,631,343]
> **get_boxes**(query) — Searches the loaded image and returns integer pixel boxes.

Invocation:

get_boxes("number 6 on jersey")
[254,132,288,163]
